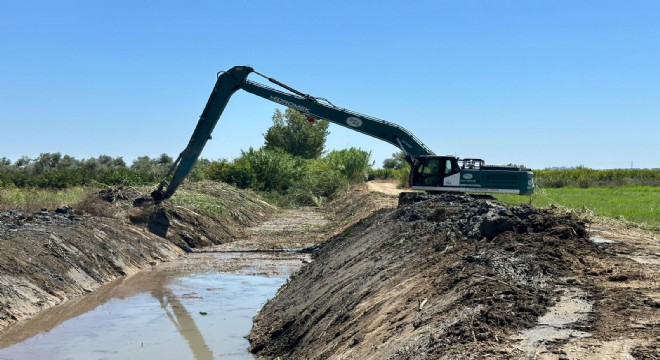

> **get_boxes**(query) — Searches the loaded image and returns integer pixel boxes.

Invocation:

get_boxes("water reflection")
[0,270,289,359]
[153,284,214,360]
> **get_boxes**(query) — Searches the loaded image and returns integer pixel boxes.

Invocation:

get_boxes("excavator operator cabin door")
[411,156,461,188]
[412,157,445,187]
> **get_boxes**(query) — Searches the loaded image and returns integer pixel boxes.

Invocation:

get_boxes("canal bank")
[0,252,306,359]
[0,183,395,358]
[4,182,656,359]
[0,182,279,332]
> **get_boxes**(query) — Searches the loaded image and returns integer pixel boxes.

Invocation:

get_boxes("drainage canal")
[0,252,306,360]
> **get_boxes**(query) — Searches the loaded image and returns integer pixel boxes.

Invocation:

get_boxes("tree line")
[0,109,376,205]
[0,153,176,189]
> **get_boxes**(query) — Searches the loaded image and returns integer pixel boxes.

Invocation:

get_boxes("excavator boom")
[152,66,533,202]
[240,79,434,156]
[151,67,252,201]
[152,66,433,201]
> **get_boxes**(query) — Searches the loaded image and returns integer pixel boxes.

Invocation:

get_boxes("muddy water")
[0,255,303,360]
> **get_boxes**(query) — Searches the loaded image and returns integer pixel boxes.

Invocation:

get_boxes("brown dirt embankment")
[0,181,274,331]
[248,192,660,359]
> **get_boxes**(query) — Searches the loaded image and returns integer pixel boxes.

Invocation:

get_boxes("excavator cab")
[410,156,461,187]
[410,155,534,195]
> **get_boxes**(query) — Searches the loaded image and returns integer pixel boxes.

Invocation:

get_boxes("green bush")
[99,168,149,186]
[220,156,257,189]
[396,163,411,188]
[213,148,301,192]
[286,159,347,205]
[0,153,193,189]
[367,168,397,180]
[188,158,210,182]
[203,159,231,182]
[324,148,372,184]
[204,148,371,206]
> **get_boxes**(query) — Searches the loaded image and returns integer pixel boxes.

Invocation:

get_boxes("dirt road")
[367,180,408,197]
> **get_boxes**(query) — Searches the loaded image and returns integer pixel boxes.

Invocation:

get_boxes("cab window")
[419,158,440,175]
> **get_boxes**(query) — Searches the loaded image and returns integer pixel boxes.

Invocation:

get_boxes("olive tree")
[263,108,329,159]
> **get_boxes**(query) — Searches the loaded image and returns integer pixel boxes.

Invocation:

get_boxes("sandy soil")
[367,180,408,197]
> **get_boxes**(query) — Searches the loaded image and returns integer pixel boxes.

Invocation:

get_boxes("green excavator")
[151,66,534,202]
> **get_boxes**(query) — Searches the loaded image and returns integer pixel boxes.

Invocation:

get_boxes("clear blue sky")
[1,0,659,169]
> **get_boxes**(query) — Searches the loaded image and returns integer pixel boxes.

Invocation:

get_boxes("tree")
[14,156,31,169]
[0,158,11,175]
[33,152,63,174]
[263,108,329,159]
[130,154,173,181]
[382,151,407,169]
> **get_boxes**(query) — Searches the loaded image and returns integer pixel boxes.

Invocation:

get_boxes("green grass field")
[496,186,660,230]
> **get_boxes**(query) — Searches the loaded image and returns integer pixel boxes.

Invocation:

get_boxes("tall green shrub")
[287,159,347,205]
[218,148,301,192]
[324,148,372,184]
[396,163,411,188]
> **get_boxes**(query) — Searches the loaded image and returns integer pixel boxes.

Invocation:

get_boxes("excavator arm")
[151,65,433,202]
[240,75,434,157]
[151,66,252,201]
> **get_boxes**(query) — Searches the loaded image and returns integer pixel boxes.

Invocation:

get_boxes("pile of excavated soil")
[2,181,658,358]
[248,193,659,359]
[0,206,183,330]
[0,182,274,331]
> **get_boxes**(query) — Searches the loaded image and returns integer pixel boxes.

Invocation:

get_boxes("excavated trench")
[0,254,304,359]
[1,184,659,359]
[0,185,384,359]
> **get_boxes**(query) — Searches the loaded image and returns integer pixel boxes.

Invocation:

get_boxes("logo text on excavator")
[269,96,311,114]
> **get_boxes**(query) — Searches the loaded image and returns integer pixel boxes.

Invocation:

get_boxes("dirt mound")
[248,193,604,359]
[322,187,398,233]
[0,181,275,331]
[0,207,183,330]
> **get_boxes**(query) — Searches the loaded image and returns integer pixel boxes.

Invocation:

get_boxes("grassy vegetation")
[496,186,660,230]
[1,147,373,209]
[166,181,274,224]
[367,163,410,188]
[535,167,660,188]
[204,147,371,206]
[3,155,658,232]
[0,187,94,212]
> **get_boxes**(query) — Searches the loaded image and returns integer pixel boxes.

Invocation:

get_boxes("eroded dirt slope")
[0,182,274,331]
[248,192,660,359]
